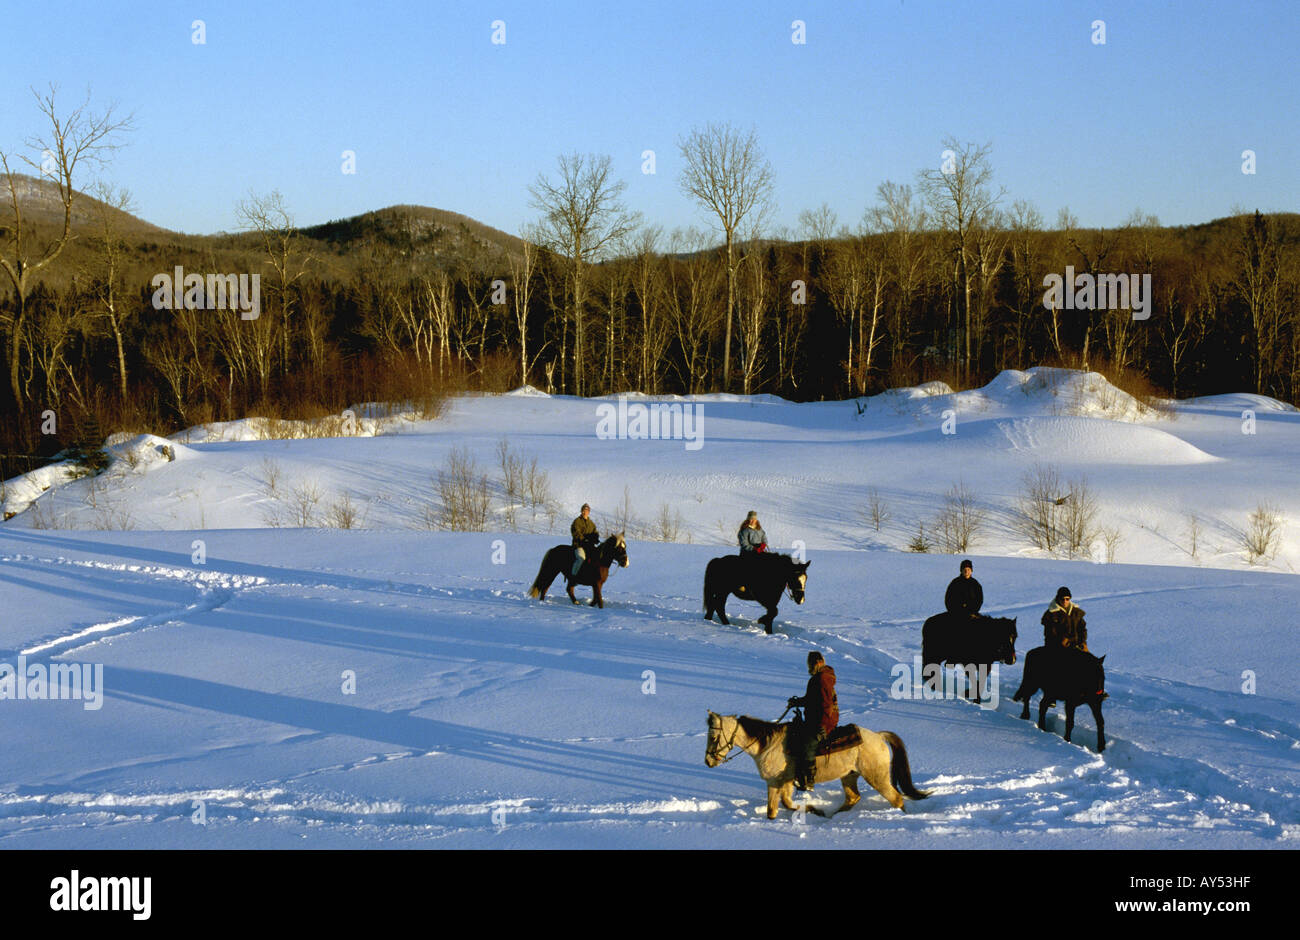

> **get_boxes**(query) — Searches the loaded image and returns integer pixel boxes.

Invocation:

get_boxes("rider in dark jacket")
[945,559,984,621]
[1041,586,1087,651]
[787,652,838,791]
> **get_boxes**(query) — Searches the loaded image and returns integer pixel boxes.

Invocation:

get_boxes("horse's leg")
[1091,699,1106,752]
[716,595,729,626]
[1038,698,1051,732]
[859,741,906,811]
[1019,691,1032,721]
[592,577,603,608]
[1064,700,1077,743]
[766,785,780,820]
[839,772,862,814]
[567,581,578,604]
[780,781,797,812]
[761,603,776,634]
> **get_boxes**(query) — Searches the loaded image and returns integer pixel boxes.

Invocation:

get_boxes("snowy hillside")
[1,368,1296,848]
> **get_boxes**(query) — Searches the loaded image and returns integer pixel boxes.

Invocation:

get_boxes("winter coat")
[738,525,767,553]
[571,515,598,548]
[1042,602,1087,649]
[945,575,984,618]
[796,665,838,734]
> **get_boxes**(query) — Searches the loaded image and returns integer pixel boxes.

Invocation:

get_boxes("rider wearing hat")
[571,503,598,576]
[787,651,838,791]
[738,511,767,553]
[945,559,984,622]
[1042,586,1087,651]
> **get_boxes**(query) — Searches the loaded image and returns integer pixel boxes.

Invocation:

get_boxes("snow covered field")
[1,369,1297,848]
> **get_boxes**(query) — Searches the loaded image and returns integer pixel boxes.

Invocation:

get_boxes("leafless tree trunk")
[0,85,131,403]
[917,138,1005,382]
[239,190,313,381]
[666,228,723,394]
[677,123,773,390]
[529,153,639,397]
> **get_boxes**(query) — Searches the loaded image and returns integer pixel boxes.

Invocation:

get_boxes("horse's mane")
[736,714,785,748]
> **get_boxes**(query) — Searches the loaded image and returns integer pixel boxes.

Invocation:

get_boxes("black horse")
[1012,646,1108,751]
[920,613,1018,703]
[703,553,809,634]
[528,533,628,608]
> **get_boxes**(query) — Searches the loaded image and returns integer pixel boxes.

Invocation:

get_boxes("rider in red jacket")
[787,652,838,791]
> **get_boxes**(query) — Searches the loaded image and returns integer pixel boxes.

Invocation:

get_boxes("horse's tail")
[529,548,558,599]
[881,731,931,800]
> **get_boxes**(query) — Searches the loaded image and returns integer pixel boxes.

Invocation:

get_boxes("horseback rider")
[737,511,767,587]
[571,503,599,577]
[944,559,984,625]
[786,651,838,791]
[1042,586,1088,652]
[738,511,767,553]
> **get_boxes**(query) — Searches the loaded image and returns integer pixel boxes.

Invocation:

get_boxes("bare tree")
[528,153,639,396]
[0,85,131,403]
[677,122,774,389]
[917,138,1005,381]
[84,183,134,401]
[1233,210,1285,396]
[509,228,541,387]
[238,190,313,381]
[875,181,927,373]
[628,225,670,394]
[736,232,772,395]
[665,227,723,393]
[1006,200,1044,368]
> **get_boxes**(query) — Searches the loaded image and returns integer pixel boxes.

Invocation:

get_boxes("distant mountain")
[301,205,526,263]
[1,172,170,236]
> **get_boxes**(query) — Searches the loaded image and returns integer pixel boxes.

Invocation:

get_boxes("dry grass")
[1243,502,1283,564]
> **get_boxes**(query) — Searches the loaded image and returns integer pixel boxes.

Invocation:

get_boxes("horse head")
[785,559,810,605]
[704,711,736,766]
[601,533,629,568]
[997,616,1018,665]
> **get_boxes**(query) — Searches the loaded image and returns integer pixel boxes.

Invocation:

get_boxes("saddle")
[815,725,861,757]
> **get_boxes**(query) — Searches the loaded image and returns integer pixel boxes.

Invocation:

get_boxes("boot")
[794,763,814,791]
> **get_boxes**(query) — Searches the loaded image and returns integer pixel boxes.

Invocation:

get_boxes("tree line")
[2,93,1298,475]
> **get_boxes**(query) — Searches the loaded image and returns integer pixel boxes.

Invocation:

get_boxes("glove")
[787,696,800,708]
[756,543,767,553]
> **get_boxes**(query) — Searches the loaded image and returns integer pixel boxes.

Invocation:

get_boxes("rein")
[711,708,792,764]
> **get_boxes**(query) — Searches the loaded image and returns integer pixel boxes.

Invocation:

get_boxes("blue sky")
[2,0,1295,237]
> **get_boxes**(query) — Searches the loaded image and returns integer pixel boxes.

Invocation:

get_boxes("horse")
[920,613,1018,703]
[1012,645,1108,751]
[528,533,628,608]
[705,711,930,819]
[703,553,809,634]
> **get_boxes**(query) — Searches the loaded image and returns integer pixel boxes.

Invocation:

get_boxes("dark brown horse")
[1012,645,1108,751]
[703,553,809,634]
[528,533,628,608]
[921,613,1017,703]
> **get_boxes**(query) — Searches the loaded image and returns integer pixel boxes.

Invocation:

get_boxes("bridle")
[708,708,793,764]
[706,716,745,765]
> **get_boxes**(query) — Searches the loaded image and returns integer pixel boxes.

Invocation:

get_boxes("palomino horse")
[705,711,930,819]
[528,533,628,608]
